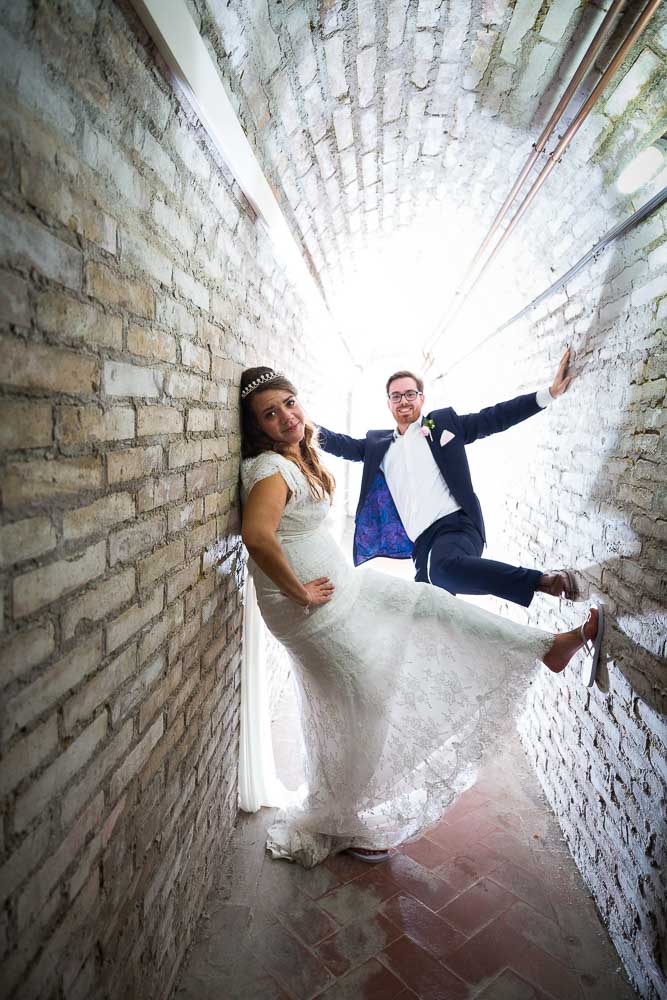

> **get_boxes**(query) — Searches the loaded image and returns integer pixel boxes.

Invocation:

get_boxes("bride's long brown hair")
[240,367,335,501]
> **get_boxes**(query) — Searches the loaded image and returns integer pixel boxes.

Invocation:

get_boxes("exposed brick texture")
[0,3,342,998]
[444,208,666,1000]
[193,0,667,373]
[1,1,666,999]
[183,2,666,995]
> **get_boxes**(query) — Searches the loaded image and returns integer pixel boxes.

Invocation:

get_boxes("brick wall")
[0,3,345,998]
[190,0,667,358]
[2,0,666,997]
[186,1,665,991]
[439,207,666,998]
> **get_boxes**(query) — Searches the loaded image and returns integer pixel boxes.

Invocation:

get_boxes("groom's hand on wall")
[549,347,573,398]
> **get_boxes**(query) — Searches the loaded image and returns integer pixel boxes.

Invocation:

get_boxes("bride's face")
[250,388,306,449]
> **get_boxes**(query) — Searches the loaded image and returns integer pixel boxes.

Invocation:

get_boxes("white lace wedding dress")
[241,451,553,868]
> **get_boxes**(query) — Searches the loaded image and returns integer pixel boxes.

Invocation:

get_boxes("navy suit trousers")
[412,511,542,608]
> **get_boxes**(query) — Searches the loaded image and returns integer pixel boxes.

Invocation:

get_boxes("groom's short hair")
[386,370,424,395]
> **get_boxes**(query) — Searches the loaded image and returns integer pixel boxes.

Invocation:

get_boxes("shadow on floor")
[174,679,637,1000]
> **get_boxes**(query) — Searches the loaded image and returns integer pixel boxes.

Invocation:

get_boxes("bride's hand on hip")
[302,577,335,608]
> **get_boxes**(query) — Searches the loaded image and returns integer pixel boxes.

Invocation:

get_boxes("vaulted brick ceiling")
[193,1,667,368]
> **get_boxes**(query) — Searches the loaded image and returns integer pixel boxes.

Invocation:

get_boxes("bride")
[239,366,602,868]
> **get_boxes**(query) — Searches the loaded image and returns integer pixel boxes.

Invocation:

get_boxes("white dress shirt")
[381,387,553,543]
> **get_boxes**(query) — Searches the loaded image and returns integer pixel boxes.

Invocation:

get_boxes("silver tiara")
[240,370,281,399]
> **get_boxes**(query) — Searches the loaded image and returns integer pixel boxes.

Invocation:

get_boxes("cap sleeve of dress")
[241,452,304,501]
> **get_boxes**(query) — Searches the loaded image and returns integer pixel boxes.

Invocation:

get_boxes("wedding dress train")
[240,452,552,868]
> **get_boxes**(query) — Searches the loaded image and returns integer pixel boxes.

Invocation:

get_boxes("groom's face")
[387,376,425,426]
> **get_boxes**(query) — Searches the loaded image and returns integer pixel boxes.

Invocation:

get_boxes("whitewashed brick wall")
[2,0,666,997]
[192,1,664,989]
[440,208,666,999]
[192,0,667,339]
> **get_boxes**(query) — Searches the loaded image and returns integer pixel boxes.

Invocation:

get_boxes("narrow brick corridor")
[175,682,638,1000]
[1,1,665,997]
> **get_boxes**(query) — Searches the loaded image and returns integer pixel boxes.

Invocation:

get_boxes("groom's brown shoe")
[555,569,580,601]
[537,570,580,601]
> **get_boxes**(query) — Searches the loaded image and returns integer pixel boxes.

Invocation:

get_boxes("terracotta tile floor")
[175,682,638,1000]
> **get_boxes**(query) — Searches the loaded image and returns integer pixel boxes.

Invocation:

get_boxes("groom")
[318,349,576,608]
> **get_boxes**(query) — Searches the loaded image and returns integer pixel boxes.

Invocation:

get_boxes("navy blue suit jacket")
[318,391,544,566]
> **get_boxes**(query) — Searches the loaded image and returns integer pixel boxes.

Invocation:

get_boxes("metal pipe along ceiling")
[455,0,629,303]
[440,183,667,379]
[423,0,663,368]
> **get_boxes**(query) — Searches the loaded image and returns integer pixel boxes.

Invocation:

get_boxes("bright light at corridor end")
[616,143,665,194]
[330,203,525,373]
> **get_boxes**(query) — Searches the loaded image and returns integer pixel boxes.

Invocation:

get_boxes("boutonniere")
[420,418,435,440]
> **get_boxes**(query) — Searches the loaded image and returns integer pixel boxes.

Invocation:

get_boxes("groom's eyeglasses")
[388,390,422,403]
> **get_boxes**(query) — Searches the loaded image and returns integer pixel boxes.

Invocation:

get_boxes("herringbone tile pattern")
[176,688,637,1000]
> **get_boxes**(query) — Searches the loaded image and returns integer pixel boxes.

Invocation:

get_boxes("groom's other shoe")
[555,569,580,602]
[537,570,579,601]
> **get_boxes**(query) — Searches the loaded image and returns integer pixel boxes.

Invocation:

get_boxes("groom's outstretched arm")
[317,425,366,462]
[458,347,572,445]
[457,392,545,444]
